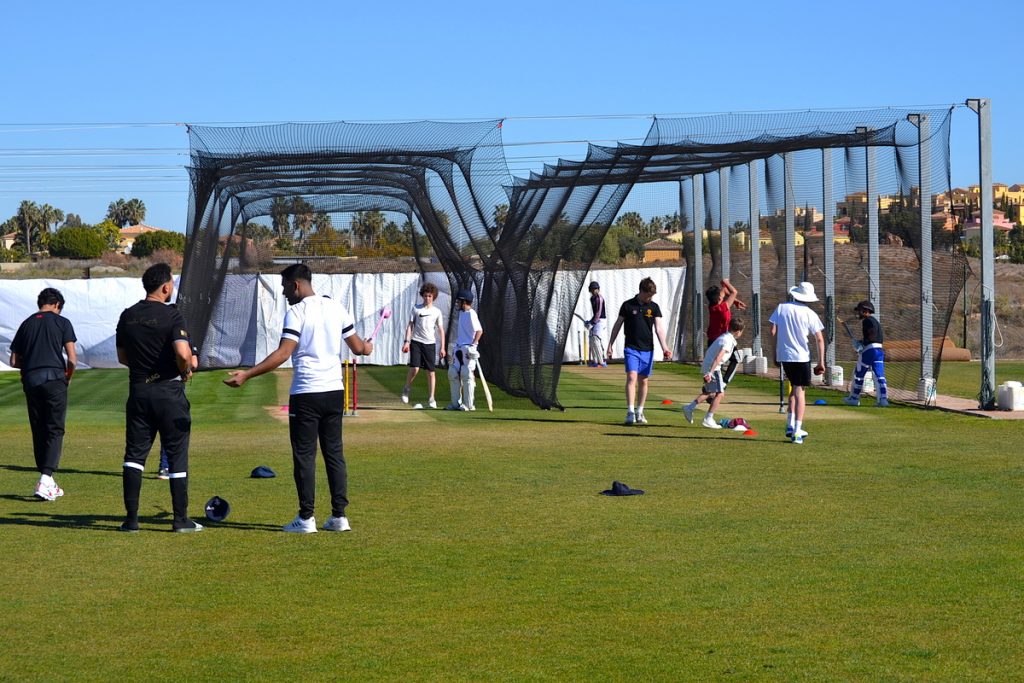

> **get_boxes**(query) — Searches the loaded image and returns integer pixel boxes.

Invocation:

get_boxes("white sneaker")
[842,396,860,407]
[428,399,437,409]
[34,480,63,501]
[400,388,410,404]
[683,403,695,424]
[624,411,636,425]
[701,415,723,429]
[635,412,648,425]
[460,404,475,411]
[793,428,808,439]
[282,515,318,533]
[323,515,351,532]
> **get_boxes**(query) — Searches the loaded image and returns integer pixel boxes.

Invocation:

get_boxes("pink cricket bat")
[368,306,392,340]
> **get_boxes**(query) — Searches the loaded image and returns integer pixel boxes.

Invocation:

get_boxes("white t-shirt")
[702,332,737,375]
[456,307,482,347]
[281,295,355,395]
[769,301,824,362]
[409,304,443,344]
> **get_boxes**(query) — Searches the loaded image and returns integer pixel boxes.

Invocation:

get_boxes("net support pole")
[749,160,762,358]
[822,148,836,382]
[967,98,997,409]
[691,174,705,359]
[857,127,881,311]
[719,167,730,280]
[784,153,795,291]
[909,113,934,383]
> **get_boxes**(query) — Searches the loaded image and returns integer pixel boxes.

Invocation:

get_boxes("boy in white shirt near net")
[683,319,744,429]
[401,282,446,408]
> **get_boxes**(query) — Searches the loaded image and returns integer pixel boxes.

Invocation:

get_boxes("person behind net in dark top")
[9,287,78,501]
[115,263,202,533]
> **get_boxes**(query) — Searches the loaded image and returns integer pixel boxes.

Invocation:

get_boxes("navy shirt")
[116,301,190,384]
[618,296,662,352]
[11,311,76,387]
[861,315,884,345]
[590,293,606,322]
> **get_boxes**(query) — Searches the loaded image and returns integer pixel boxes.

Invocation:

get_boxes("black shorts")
[408,341,437,371]
[782,361,812,387]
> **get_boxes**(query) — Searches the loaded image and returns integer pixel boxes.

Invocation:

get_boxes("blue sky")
[1,0,1018,231]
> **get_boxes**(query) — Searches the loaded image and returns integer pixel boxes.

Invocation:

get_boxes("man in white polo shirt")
[224,263,373,533]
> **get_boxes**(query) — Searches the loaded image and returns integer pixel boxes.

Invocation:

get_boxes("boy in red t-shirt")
[705,279,746,386]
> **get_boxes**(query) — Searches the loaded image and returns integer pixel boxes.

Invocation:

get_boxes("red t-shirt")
[707,301,730,345]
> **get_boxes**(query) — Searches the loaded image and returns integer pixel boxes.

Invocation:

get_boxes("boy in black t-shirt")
[115,263,202,533]
[10,288,77,501]
[605,277,672,425]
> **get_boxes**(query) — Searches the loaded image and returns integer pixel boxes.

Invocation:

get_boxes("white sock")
[795,420,803,433]
[787,413,795,429]
[627,405,635,414]
[40,474,54,485]
[707,412,714,421]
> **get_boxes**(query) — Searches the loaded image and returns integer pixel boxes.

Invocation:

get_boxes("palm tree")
[40,204,64,233]
[107,198,129,227]
[125,198,146,226]
[16,200,44,254]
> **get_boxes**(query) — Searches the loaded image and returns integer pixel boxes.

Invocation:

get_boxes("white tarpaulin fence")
[1,266,687,371]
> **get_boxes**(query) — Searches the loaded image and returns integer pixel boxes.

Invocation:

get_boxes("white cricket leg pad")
[448,360,463,407]
[461,358,477,410]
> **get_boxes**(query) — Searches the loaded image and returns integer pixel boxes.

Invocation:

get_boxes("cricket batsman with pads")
[445,289,483,411]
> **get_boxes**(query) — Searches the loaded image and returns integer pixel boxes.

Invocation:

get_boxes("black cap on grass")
[600,481,645,496]
[250,465,276,478]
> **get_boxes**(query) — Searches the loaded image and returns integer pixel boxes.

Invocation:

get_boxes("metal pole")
[720,167,730,280]
[909,113,934,383]
[784,152,795,291]
[823,148,836,383]
[692,174,705,359]
[749,160,762,358]
[966,98,996,409]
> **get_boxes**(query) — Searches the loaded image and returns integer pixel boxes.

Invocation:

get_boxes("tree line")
[0,197,184,262]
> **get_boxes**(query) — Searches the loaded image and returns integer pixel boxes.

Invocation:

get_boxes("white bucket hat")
[788,281,818,303]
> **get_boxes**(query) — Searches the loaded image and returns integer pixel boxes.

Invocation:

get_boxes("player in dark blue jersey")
[843,300,889,407]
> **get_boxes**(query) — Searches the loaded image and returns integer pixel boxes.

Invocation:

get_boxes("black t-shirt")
[861,315,884,345]
[11,311,77,387]
[116,301,190,384]
[618,295,662,351]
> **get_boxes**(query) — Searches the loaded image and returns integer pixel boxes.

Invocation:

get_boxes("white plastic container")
[829,366,844,387]
[997,382,1024,411]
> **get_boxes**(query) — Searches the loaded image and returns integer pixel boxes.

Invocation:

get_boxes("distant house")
[963,209,1015,241]
[641,238,683,263]
[118,224,162,253]
[1,232,18,251]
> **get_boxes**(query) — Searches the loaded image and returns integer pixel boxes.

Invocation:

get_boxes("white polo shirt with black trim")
[282,295,355,395]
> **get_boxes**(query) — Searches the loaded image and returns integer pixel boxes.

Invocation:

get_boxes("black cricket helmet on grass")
[204,496,231,522]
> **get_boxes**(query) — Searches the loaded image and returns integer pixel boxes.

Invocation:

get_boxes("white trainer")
[400,388,410,404]
[701,415,723,429]
[428,399,437,409]
[792,428,808,439]
[683,403,695,424]
[283,515,318,533]
[34,480,63,501]
[635,412,648,425]
[624,411,636,425]
[323,515,351,532]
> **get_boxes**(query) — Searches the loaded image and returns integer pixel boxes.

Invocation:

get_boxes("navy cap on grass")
[600,481,645,496]
[204,496,231,522]
[250,466,276,478]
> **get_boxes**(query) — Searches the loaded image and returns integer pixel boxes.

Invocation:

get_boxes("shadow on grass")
[0,509,283,532]
[0,464,121,478]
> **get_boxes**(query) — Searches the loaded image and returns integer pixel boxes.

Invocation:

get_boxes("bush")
[100,251,133,268]
[48,226,106,259]
[148,248,183,270]
[131,230,185,258]
[0,246,22,263]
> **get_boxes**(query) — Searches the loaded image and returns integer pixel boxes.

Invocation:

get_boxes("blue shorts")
[624,347,654,377]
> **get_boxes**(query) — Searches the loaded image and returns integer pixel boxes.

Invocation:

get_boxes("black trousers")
[289,390,346,519]
[122,381,191,522]
[24,379,68,474]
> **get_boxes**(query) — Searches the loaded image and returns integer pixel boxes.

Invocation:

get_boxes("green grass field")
[1,364,1022,681]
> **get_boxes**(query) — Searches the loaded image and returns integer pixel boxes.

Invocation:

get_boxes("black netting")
[180,107,966,408]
